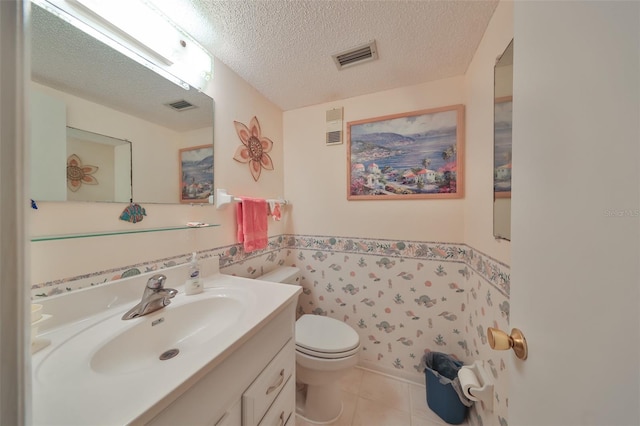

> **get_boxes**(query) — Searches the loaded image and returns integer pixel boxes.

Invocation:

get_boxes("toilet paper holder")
[457,360,494,412]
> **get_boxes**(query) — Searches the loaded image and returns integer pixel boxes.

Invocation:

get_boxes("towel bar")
[215,188,288,209]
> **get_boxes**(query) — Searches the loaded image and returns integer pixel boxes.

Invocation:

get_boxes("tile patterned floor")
[295,367,468,426]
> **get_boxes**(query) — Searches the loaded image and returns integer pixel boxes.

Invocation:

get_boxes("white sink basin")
[32,271,301,426]
[35,285,255,386]
[90,295,244,375]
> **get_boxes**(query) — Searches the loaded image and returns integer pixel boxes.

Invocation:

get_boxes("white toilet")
[258,267,361,424]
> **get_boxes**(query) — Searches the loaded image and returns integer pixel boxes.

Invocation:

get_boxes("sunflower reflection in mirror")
[233,116,274,181]
[66,154,99,192]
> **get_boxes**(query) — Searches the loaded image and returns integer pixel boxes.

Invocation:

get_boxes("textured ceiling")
[150,0,499,111]
[31,0,499,125]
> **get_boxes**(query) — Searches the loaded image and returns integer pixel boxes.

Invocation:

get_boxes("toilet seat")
[296,343,361,359]
[295,315,360,359]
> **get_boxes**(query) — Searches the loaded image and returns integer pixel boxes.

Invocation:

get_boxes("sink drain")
[159,348,180,360]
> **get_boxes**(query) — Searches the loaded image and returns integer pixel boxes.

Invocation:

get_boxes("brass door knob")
[487,327,528,360]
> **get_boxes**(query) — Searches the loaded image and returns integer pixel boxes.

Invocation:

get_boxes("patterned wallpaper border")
[32,234,510,299]
[32,252,194,298]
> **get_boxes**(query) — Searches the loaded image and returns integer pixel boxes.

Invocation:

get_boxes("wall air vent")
[326,107,343,145]
[165,100,197,111]
[332,40,378,70]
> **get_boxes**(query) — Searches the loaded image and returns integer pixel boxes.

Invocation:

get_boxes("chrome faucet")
[121,274,178,320]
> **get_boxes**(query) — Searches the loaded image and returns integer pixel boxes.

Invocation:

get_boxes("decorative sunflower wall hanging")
[233,116,274,181]
[66,153,99,191]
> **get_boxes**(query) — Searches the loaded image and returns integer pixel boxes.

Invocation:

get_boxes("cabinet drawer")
[242,339,295,426]
[258,377,294,426]
[214,399,241,426]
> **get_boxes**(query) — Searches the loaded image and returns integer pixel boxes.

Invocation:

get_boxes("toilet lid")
[295,314,360,354]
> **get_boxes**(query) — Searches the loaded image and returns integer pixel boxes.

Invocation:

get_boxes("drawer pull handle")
[266,369,285,395]
[277,411,285,426]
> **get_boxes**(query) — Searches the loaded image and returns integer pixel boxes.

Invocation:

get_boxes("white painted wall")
[208,57,286,245]
[114,143,131,202]
[283,77,465,242]
[510,2,639,425]
[30,89,66,201]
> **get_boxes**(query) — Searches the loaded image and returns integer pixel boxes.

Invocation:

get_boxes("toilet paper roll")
[458,367,481,401]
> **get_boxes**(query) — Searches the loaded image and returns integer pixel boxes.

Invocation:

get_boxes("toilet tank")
[258,266,301,285]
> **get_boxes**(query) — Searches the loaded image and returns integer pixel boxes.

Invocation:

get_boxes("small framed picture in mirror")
[494,96,512,198]
[179,145,213,203]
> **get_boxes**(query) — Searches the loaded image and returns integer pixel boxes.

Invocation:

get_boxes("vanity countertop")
[31,272,300,426]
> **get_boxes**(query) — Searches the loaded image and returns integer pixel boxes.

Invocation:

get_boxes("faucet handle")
[146,274,167,289]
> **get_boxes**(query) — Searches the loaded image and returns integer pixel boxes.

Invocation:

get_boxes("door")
[510,2,639,425]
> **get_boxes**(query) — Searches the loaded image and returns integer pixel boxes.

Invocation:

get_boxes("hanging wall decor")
[119,203,147,223]
[233,116,274,181]
[66,153,99,192]
[179,145,214,203]
[347,104,465,200]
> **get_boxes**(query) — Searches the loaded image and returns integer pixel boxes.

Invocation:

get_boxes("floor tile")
[295,415,314,426]
[411,414,448,426]
[330,390,358,426]
[295,390,358,426]
[352,397,411,426]
[296,369,459,426]
[339,367,364,395]
[408,383,430,420]
[409,383,469,425]
[358,370,410,413]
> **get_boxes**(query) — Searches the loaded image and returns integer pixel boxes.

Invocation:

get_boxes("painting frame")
[347,104,465,200]
[494,96,512,199]
[179,144,213,204]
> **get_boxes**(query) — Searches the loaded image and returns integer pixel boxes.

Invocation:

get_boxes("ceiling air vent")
[165,100,197,111]
[332,40,378,70]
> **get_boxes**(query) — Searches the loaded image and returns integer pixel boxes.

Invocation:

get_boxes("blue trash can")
[424,352,469,425]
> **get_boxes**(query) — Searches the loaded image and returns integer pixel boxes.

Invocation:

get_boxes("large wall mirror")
[30,2,214,204]
[493,39,513,241]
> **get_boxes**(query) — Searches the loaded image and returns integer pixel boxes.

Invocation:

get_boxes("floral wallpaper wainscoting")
[285,235,510,426]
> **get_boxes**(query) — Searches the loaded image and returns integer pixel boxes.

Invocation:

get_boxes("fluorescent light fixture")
[76,0,212,89]
[76,0,180,65]
[31,0,191,89]
[31,0,212,90]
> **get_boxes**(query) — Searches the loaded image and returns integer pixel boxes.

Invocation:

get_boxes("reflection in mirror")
[66,127,131,202]
[30,2,214,204]
[493,39,513,241]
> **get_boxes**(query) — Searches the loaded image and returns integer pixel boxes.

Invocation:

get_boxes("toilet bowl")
[258,267,361,424]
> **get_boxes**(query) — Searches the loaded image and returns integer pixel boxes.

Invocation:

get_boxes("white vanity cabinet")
[143,301,296,426]
[242,339,295,426]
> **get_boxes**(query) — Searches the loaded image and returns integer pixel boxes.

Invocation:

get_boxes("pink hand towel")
[236,197,268,253]
[268,201,282,221]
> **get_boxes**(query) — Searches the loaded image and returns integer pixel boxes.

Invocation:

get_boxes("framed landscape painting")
[179,145,213,203]
[347,104,465,200]
[494,96,512,198]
